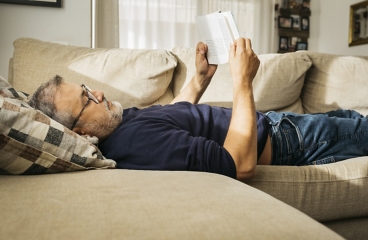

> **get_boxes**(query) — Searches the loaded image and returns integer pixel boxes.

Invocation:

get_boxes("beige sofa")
[1,38,368,239]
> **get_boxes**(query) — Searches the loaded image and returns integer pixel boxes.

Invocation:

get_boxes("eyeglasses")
[70,84,99,130]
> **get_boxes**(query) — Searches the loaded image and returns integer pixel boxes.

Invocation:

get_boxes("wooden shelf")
[279,29,309,38]
[277,50,293,53]
[277,3,311,53]
[279,8,311,17]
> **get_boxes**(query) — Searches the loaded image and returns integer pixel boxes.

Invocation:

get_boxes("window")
[95,0,278,54]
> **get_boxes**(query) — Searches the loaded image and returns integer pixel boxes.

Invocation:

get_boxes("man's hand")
[229,38,260,88]
[170,42,217,105]
[195,42,218,83]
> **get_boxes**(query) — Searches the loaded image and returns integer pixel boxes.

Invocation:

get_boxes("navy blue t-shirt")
[99,102,268,179]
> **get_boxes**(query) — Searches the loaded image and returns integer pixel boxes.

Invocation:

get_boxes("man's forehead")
[57,82,80,93]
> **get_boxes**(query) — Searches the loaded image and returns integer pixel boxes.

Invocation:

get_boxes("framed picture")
[296,42,308,51]
[301,17,309,30]
[281,0,288,8]
[279,36,289,50]
[354,21,361,34]
[291,15,300,29]
[0,0,61,8]
[349,1,368,47]
[302,0,310,9]
[288,0,300,9]
[289,37,301,48]
[278,16,293,29]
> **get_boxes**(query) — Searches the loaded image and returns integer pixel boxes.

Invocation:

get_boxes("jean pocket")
[308,156,335,165]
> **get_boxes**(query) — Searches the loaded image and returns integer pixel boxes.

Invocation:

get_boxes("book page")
[196,11,240,64]
[222,11,240,40]
[196,14,228,64]
[216,15,233,57]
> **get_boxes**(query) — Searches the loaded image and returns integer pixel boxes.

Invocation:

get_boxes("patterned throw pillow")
[0,76,116,175]
[0,75,28,100]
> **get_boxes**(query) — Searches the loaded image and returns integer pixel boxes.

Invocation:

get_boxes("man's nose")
[91,90,105,103]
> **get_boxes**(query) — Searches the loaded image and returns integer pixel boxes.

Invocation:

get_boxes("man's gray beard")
[86,101,123,141]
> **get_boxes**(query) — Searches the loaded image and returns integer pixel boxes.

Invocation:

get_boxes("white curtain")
[94,0,279,54]
[93,0,120,48]
[204,0,279,54]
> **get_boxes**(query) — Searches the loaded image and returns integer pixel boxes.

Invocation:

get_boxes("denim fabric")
[265,110,368,166]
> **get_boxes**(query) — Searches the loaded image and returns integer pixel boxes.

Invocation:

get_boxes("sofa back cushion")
[302,52,368,116]
[10,38,178,109]
[172,47,312,113]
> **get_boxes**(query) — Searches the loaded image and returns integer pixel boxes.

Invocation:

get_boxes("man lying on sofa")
[29,38,368,182]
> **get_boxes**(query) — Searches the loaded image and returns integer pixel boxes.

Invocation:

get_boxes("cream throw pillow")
[11,38,178,109]
[302,52,368,116]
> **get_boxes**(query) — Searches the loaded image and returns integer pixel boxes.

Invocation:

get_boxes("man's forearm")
[223,84,257,181]
[170,75,211,104]
[170,42,217,105]
[225,38,260,181]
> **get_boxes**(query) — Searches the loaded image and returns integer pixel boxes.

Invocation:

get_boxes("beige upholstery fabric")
[302,52,368,115]
[11,38,178,109]
[324,217,368,240]
[8,58,13,83]
[172,47,312,113]
[248,157,368,222]
[0,170,343,240]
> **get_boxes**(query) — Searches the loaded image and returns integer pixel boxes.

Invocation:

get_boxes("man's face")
[54,82,123,140]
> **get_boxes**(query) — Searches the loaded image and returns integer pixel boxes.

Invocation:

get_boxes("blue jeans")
[265,110,368,165]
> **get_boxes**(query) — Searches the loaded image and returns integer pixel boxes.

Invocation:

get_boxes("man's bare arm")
[170,42,217,104]
[223,38,260,181]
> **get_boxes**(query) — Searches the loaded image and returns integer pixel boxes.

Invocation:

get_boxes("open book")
[196,11,240,64]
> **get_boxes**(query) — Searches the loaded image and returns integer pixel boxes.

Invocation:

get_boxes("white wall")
[309,0,368,55]
[0,0,91,80]
[0,0,367,81]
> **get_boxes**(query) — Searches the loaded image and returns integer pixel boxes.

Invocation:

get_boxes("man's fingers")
[245,38,252,50]
[235,38,247,54]
[233,38,252,51]
[196,42,207,55]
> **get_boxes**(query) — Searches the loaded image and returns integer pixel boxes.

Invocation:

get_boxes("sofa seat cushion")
[324,217,368,240]
[0,76,115,175]
[248,157,368,222]
[11,38,178,109]
[302,52,368,115]
[172,48,312,113]
[0,170,343,240]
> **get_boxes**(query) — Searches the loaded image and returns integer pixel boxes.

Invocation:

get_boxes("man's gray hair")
[28,75,75,129]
